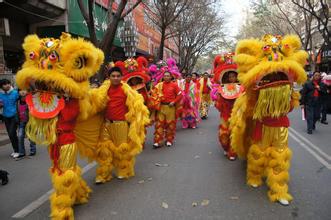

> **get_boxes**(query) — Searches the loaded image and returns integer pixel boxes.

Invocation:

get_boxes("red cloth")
[51,98,80,173]
[313,80,320,97]
[184,81,190,94]
[138,88,149,104]
[105,84,128,121]
[202,78,210,94]
[252,116,290,141]
[56,98,80,145]
[216,95,235,121]
[162,81,182,103]
[193,79,201,91]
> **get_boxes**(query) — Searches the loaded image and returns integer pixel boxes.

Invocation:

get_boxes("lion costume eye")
[29,52,36,60]
[74,56,87,69]
[49,51,58,62]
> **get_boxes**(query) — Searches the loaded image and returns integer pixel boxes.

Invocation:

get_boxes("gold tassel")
[26,116,58,145]
[253,85,291,120]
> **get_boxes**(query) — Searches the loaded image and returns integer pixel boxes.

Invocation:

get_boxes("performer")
[179,73,199,129]
[152,71,182,148]
[213,53,244,161]
[15,33,104,219]
[199,72,212,119]
[230,35,308,205]
[94,66,150,183]
[116,57,151,105]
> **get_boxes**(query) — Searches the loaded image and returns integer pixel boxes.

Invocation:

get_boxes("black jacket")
[300,80,327,105]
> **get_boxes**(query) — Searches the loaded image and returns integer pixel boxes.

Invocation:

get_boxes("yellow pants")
[49,143,91,220]
[154,104,176,144]
[218,117,236,157]
[95,121,135,183]
[247,126,292,202]
[200,93,211,117]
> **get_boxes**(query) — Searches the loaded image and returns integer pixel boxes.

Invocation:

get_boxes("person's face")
[313,72,321,81]
[129,77,141,86]
[192,74,197,80]
[19,90,27,97]
[1,83,11,91]
[228,73,237,83]
[203,74,208,79]
[163,72,172,82]
[109,71,122,85]
[185,76,192,82]
[90,83,98,88]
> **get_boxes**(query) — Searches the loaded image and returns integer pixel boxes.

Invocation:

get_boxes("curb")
[0,138,10,146]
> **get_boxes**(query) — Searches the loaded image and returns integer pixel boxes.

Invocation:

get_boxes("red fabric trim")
[252,116,290,141]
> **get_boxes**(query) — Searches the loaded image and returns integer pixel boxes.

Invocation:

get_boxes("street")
[0,107,330,220]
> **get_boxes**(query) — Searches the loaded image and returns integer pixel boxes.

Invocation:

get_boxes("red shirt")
[313,80,320,97]
[202,78,210,94]
[162,81,182,103]
[193,79,201,91]
[185,81,190,94]
[105,84,128,121]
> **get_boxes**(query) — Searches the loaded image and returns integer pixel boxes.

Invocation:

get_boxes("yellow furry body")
[15,33,104,220]
[230,35,307,203]
[84,80,150,183]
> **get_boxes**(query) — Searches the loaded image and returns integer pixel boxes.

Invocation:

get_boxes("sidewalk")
[0,122,10,146]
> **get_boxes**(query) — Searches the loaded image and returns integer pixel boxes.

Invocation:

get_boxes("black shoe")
[15,154,25,160]
[321,121,328,125]
[153,143,161,149]
[29,152,36,156]
[0,170,9,185]
[307,130,313,134]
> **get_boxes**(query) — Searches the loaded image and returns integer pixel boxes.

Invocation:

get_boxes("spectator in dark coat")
[300,71,327,134]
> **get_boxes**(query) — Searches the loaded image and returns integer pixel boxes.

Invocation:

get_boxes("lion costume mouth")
[254,72,291,90]
[26,92,65,119]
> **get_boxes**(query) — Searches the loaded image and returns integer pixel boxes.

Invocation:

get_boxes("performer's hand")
[169,102,175,107]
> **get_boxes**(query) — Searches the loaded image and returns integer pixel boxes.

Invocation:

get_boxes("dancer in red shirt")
[213,54,244,161]
[199,72,212,119]
[94,67,149,183]
[153,71,182,148]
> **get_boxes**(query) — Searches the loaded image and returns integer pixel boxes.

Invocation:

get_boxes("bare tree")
[174,1,224,74]
[237,0,323,70]
[291,0,330,46]
[144,0,191,60]
[77,0,142,80]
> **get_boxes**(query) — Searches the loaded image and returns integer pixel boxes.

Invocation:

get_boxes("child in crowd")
[16,90,36,159]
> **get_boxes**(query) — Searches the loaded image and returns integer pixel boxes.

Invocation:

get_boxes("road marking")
[12,162,97,218]
[289,127,331,161]
[289,131,331,170]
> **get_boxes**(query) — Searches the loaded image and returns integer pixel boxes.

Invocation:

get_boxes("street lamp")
[120,2,138,58]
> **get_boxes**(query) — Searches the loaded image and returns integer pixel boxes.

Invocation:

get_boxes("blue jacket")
[0,87,19,117]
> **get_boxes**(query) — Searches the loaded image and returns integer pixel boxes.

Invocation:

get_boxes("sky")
[220,0,251,39]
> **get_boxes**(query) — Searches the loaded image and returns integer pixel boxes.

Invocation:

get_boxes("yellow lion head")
[16,33,104,98]
[234,35,308,120]
[235,34,307,90]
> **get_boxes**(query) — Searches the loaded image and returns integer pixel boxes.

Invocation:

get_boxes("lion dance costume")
[116,56,151,105]
[214,53,244,160]
[230,35,307,205]
[150,58,182,147]
[178,77,199,129]
[92,62,150,183]
[199,75,212,119]
[16,33,104,219]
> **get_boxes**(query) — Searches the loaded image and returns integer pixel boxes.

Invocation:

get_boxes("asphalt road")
[0,107,330,220]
